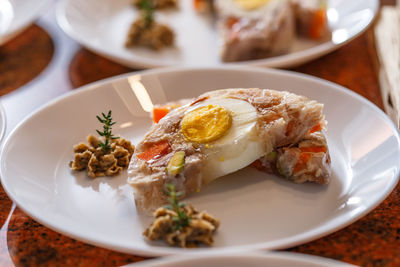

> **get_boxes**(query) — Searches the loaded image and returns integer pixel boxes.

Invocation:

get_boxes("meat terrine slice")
[128,88,330,211]
[215,0,295,62]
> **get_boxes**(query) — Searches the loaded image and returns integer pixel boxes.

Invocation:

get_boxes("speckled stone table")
[0,1,399,266]
[0,25,54,96]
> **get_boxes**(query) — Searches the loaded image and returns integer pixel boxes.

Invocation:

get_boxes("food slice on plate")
[195,0,329,61]
[215,0,296,62]
[154,93,331,184]
[128,88,331,211]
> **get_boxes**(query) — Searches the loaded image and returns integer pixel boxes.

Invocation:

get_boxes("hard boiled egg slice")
[216,0,283,19]
[233,0,270,10]
[181,97,265,183]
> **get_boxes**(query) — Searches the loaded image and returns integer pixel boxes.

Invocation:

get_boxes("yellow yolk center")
[181,104,232,143]
[233,0,270,10]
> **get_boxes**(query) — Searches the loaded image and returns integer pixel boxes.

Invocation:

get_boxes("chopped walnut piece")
[105,165,123,176]
[69,135,135,178]
[143,205,219,248]
[116,138,135,156]
[73,143,90,153]
[100,153,118,169]
[87,134,100,148]
[113,146,131,167]
[87,154,102,178]
[69,151,92,171]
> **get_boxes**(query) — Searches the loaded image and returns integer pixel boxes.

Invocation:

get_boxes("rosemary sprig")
[163,184,191,230]
[96,110,119,153]
[138,0,154,28]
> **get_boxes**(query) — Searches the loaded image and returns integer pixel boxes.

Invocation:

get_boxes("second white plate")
[0,0,52,45]
[128,252,356,267]
[56,0,378,68]
[1,66,399,256]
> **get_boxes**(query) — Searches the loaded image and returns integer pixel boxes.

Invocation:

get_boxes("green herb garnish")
[138,0,154,28]
[163,184,191,230]
[96,110,119,153]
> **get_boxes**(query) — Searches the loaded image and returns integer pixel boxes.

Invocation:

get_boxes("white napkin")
[374,5,400,128]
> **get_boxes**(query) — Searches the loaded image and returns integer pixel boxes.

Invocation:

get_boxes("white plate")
[56,0,378,68]
[1,66,399,257]
[0,102,6,143]
[128,252,356,267]
[0,0,53,45]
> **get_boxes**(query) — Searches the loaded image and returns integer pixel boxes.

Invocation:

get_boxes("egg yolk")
[233,0,270,10]
[181,105,232,143]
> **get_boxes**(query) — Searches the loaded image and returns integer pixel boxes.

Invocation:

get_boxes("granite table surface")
[0,1,399,266]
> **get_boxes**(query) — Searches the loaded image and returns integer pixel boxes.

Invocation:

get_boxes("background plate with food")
[56,0,378,68]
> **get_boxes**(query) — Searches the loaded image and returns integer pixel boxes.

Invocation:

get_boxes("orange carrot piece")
[153,107,171,123]
[193,0,200,10]
[193,0,203,10]
[226,17,239,29]
[293,152,312,174]
[137,140,170,161]
[309,9,327,40]
[309,123,323,133]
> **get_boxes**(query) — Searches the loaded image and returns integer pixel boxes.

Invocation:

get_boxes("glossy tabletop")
[0,0,399,266]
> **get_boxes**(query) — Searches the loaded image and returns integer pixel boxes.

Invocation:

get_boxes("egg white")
[185,97,265,183]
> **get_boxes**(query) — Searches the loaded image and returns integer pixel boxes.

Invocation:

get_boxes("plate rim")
[0,0,53,45]
[55,0,379,69]
[127,251,356,266]
[0,101,7,145]
[1,66,399,257]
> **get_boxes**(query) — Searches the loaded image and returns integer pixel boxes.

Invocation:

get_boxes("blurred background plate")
[0,0,53,45]
[127,252,357,267]
[56,0,378,68]
[0,101,6,144]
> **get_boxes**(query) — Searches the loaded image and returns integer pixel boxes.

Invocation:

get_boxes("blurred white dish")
[1,66,399,256]
[128,252,356,267]
[0,0,52,45]
[56,0,378,68]
[0,102,6,143]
